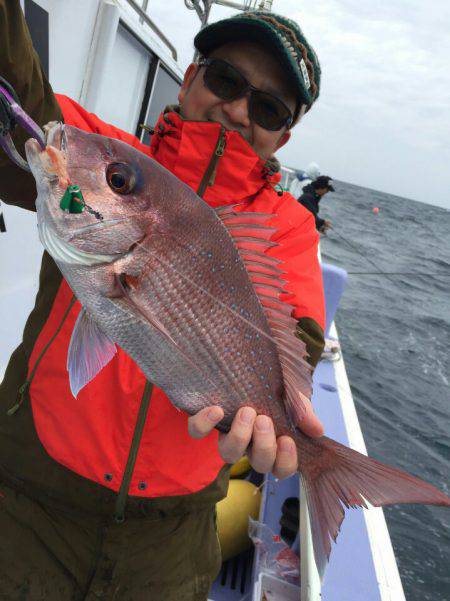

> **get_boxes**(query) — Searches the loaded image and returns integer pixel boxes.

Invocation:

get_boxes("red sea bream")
[25,123,450,574]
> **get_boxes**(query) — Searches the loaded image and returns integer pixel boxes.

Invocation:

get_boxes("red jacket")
[26,96,324,498]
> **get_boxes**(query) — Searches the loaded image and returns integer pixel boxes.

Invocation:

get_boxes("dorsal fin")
[249,272,288,287]
[227,224,277,240]
[244,259,285,277]
[258,294,293,315]
[215,207,313,425]
[214,203,243,216]
[221,212,275,225]
[239,249,283,267]
[233,236,279,253]
[252,282,288,299]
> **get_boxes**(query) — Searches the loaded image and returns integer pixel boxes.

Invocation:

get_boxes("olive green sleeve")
[0,0,62,211]
[296,317,325,369]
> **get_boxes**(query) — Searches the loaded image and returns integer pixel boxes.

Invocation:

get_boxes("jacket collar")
[149,107,282,207]
[303,183,320,199]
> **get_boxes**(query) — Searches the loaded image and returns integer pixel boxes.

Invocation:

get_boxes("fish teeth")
[38,220,117,266]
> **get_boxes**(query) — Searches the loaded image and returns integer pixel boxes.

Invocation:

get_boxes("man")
[288,161,320,197]
[0,2,325,599]
[298,174,335,233]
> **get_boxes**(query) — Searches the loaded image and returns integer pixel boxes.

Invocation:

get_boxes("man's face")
[315,187,329,197]
[178,41,298,160]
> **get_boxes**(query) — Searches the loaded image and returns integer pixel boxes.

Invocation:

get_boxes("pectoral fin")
[67,308,117,397]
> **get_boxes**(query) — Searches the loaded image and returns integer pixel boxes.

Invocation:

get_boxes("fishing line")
[355,396,448,467]
[328,226,398,284]
[328,227,449,281]
[347,272,450,276]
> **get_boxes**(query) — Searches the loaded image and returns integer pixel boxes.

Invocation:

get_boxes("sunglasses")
[198,58,294,131]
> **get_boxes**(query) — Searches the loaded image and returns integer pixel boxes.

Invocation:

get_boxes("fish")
[24,123,450,575]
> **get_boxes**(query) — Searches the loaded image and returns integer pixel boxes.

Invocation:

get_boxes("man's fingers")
[218,407,256,464]
[247,415,277,473]
[272,436,298,480]
[188,406,224,439]
[189,400,322,481]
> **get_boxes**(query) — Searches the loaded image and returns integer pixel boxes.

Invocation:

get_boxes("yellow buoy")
[230,455,251,477]
[216,479,262,561]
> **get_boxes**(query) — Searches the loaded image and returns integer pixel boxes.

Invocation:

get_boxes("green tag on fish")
[60,185,85,214]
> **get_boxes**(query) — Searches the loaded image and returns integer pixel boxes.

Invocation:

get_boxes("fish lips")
[25,122,69,193]
[45,120,67,151]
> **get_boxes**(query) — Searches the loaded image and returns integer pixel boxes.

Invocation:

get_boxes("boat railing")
[123,0,178,60]
[299,480,321,600]
[210,0,273,10]
[245,263,348,601]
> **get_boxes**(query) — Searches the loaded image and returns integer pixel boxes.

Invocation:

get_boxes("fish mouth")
[24,121,67,183]
[44,121,66,151]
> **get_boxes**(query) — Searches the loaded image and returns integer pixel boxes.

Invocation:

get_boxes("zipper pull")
[7,382,29,415]
[215,133,226,157]
[208,130,226,186]
[197,128,227,196]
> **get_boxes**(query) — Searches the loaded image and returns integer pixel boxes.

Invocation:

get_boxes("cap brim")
[194,19,312,110]
[328,184,335,192]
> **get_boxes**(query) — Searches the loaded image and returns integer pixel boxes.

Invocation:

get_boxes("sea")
[319,181,450,601]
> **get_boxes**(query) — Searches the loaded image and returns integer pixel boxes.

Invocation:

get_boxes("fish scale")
[25,122,450,580]
[141,229,282,390]
[134,242,286,421]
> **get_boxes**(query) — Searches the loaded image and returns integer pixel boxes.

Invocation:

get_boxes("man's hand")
[319,219,332,233]
[188,400,323,480]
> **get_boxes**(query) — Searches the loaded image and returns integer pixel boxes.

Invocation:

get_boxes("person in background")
[288,161,320,197]
[298,174,334,233]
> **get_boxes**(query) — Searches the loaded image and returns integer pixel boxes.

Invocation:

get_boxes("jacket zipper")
[7,295,77,415]
[197,127,226,198]
[116,124,222,519]
[114,380,153,523]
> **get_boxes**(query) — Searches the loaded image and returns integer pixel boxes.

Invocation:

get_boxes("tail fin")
[299,436,450,577]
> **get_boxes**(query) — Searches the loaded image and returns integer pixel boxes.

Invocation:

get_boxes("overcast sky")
[149,1,450,209]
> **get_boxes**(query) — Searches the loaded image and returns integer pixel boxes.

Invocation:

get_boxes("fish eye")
[106,162,136,194]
